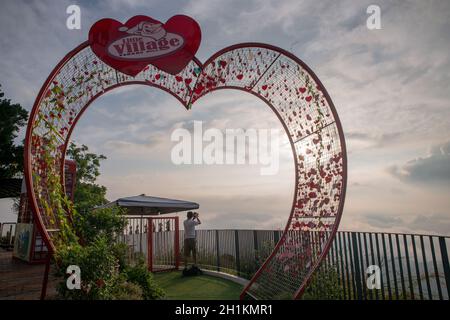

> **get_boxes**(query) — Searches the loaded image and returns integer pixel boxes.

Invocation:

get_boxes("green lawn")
[153,271,243,300]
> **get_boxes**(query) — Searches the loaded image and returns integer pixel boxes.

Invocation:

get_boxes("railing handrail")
[181,227,450,239]
[124,216,450,239]
[338,229,450,239]
[122,221,450,300]
[194,228,283,232]
[128,223,450,239]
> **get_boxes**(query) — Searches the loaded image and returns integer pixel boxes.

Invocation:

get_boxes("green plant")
[53,209,165,300]
[28,79,159,300]
[66,142,108,214]
[124,256,165,300]
[220,254,235,267]
[110,276,143,300]
[74,206,127,244]
[54,235,120,300]
[112,242,130,272]
[240,241,275,279]
[28,77,157,300]
[301,265,343,300]
[0,85,28,178]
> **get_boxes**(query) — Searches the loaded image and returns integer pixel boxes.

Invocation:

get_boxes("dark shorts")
[184,238,196,256]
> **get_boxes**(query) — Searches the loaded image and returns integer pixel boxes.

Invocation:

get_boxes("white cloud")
[388,140,450,185]
[1,0,450,232]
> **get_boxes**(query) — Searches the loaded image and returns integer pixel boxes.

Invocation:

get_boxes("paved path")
[0,249,57,300]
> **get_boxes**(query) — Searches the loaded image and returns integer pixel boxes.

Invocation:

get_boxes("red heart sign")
[89,15,201,76]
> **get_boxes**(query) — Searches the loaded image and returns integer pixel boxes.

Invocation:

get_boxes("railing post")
[274,230,280,245]
[235,230,241,276]
[139,216,143,254]
[351,232,363,300]
[174,217,180,270]
[216,230,220,272]
[439,237,450,299]
[253,230,258,262]
[147,218,153,272]
[40,253,51,300]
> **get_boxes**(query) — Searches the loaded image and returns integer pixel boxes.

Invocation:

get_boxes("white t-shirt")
[184,219,200,239]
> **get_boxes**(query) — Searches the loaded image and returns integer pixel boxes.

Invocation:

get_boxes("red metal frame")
[40,255,51,300]
[147,216,179,272]
[24,42,89,255]
[28,226,47,264]
[24,41,347,300]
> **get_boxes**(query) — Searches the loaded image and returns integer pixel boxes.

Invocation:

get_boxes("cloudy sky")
[0,0,449,235]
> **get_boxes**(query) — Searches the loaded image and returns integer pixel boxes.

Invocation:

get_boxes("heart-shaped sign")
[89,15,201,76]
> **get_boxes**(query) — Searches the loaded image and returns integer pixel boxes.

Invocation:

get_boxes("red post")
[40,253,51,300]
[174,217,180,270]
[147,218,153,272]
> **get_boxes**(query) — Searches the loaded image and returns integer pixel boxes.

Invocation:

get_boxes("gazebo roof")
[96,194,199,215]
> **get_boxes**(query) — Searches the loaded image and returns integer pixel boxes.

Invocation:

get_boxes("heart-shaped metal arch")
[24,42,347,300]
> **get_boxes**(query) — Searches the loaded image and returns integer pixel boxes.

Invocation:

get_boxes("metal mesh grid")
[119,217,148,260]
[190,47,280,100]
[191,46,345,299]
[25,43,346,300]
[193,230,218,270]
[251,55,335,142]
[151,217,178,272]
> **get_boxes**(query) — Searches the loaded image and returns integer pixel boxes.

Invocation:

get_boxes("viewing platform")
[0,249,56,300]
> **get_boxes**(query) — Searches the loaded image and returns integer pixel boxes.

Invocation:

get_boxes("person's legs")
[192,239,197,266]
[184,239,190,268]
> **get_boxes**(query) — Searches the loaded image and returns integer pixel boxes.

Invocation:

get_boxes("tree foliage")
[67,143,106,184]
[66,142,108,213]
[55,206,165,300]
[0,85,28,178]
[55,144,165,300]
[75,206,127,245]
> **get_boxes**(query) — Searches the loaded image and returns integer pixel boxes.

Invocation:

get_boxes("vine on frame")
[31,84,82,249]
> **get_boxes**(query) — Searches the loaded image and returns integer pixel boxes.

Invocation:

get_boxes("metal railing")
[119,223,450,300]
[320,231,450,300]
[187,230,450,300]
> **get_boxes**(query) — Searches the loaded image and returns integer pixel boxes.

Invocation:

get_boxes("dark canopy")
[96,194,199,215]
[0,178,22,199]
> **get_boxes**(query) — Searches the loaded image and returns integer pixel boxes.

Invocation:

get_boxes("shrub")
[240,241,275,279]
[74,206,127,244]
[112,242,130,271]
[54,206,165,300]
[110,276,143,300]
[124,257,165,300]
[301,266,343,300]
[54,235,119,300]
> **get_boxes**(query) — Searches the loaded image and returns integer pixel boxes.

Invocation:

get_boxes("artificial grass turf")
[153,271,243,300]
